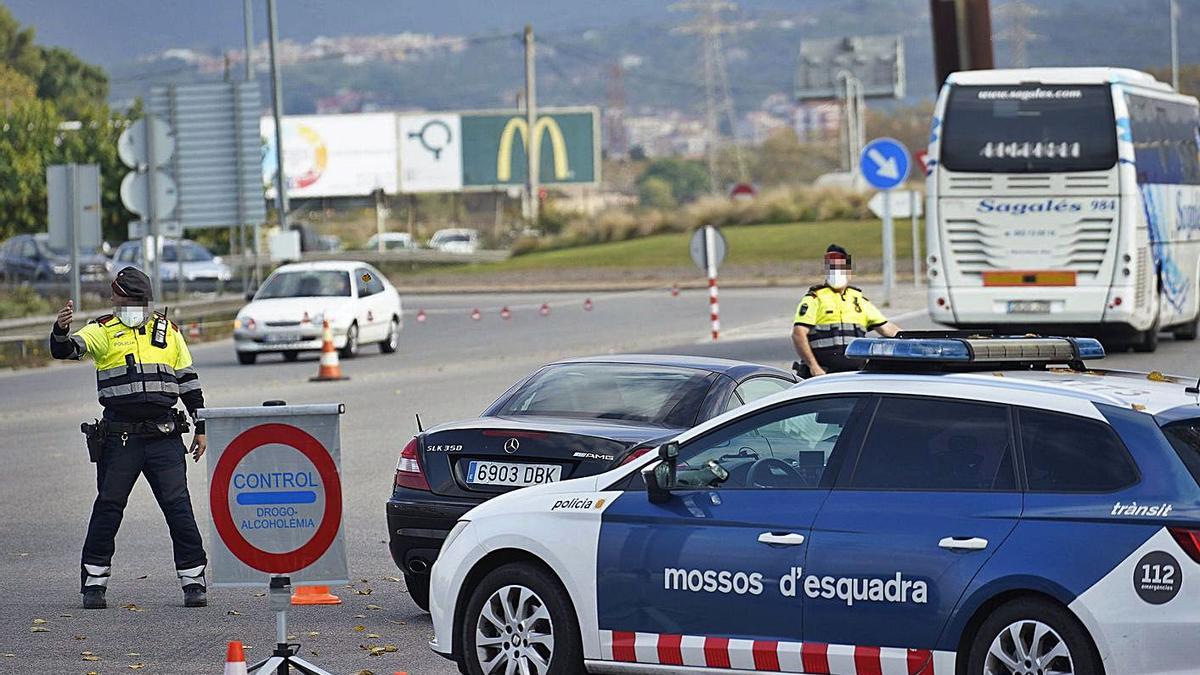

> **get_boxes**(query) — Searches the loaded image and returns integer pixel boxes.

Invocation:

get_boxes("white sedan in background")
[233,261,402,365]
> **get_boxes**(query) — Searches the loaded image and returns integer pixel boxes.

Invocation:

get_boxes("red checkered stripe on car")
[598,630,956,674]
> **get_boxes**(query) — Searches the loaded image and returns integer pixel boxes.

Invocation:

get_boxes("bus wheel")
[1133,318,1160,353]
[1173,314,1199,341]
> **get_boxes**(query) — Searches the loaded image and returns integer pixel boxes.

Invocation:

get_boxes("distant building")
[794,100,841,140]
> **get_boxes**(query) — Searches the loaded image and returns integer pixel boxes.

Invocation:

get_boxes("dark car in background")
[0,234,111,285]
[387,354,797,610]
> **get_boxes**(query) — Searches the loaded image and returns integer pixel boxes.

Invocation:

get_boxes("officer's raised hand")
[56,300,74,330]
[189,433,206,462]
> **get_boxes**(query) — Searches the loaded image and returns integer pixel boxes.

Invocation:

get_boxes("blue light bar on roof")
[845,336,1106,363]
[845,338,971,362]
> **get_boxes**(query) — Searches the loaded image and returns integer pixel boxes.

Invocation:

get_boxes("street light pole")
[523,24,539,223]
[265,0,287,287]
[1171,0,1180,91]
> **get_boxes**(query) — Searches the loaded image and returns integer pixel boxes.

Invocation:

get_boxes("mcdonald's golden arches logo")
[497,116,570,182]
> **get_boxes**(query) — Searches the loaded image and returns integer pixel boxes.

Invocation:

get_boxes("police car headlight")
[442,519,471,552]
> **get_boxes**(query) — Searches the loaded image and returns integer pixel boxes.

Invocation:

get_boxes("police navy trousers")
[80,432,207,592]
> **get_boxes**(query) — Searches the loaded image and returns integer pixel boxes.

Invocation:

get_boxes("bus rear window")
[941,84,1117,173]
[1162,420,1200,487]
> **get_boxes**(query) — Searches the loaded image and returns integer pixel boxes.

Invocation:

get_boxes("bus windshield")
[941,84,1117,173]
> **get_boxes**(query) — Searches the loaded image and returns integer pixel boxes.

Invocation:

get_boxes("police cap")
[112,266,153,303]
[825,243,851,266]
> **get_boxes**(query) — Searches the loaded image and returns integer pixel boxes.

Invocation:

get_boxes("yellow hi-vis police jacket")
[794,284,889,353]
[50,313,205,426]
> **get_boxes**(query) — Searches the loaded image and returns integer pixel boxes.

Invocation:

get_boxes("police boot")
[82,588,107,610]
[183,584,207,608]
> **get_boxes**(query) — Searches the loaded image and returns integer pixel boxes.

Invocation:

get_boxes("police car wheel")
[461,562,583,675]
[967,597,1101,675]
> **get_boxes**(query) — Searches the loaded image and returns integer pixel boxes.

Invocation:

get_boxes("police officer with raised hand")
[792,244,901,377]
[51,266,209,610]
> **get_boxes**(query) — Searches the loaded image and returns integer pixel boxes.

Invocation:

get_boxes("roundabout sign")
[202,404,348,586]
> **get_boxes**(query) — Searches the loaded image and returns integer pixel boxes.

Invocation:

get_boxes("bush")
[0,285,53,320]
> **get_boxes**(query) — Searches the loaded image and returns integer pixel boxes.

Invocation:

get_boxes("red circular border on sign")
[210,423,343,574]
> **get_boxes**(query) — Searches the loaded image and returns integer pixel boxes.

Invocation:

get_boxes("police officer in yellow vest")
[50,267,208,610]
[792,244,901,377]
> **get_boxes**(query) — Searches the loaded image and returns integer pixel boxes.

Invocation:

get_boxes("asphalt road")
[1,284,1196,675]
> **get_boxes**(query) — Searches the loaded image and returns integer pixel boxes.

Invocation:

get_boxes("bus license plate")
[466,461,562,487]
[1008,300,1051,314]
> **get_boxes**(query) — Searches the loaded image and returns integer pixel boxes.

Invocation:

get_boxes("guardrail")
[0,293,247,340]
[222,248,510,268]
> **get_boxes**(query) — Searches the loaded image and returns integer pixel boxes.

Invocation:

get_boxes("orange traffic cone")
[309,320,348,382]
[291,585,342,605]
[224,641,249,675]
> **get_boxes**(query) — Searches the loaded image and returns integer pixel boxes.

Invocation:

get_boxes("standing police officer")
[792,244,901,376]
[50,267,209,609]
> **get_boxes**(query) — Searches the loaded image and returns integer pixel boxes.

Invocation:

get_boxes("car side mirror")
[645,441,679,504]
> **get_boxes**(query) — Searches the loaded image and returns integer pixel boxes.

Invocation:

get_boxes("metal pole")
[68,165,81,313]
[375,189,386,253]
[266,0,286,286]
[243,0,255,81]
[523,24,539,223]
[907,191,917,287]
[882,188,895,307]
[1171,0,1180,91]
[169,87,186,300]
[145,116,162,301]
[705,225,720,341]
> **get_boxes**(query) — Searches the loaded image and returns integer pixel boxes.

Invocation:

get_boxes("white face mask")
[827,270,850,289]
[116,306,148,327]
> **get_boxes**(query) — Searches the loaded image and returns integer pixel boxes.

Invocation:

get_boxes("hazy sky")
[3,1,802,66]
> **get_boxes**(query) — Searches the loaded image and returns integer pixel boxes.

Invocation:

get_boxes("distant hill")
[28,0,1200,114]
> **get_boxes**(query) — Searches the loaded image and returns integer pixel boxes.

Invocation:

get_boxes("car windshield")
[438,234,471,243]
[161,243,214,262]
[495,363,715,427]
[257,270,352,298]
[941,84,1118,173]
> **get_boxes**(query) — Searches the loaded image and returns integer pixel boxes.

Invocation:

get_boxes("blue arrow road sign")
[860,137,911,190]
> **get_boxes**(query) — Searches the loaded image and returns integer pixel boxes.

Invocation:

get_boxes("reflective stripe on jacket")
[793,285,888,351]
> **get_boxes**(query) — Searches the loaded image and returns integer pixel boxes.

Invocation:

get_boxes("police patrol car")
[428,335,1200,675]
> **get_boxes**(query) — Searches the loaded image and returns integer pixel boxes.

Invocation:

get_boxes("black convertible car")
[387,354,797,610]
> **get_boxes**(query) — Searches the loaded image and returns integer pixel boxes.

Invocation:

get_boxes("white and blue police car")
[428,335,1200,675]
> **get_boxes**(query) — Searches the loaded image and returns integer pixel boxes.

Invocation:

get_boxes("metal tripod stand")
[249,576,334,675]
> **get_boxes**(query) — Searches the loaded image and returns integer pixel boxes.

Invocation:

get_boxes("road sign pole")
[911,190,921,287]
[145,116,162,301]
[524,24,539,223]
[882,189,895,307]
[266,0,288,289]
[67,165,81,313]
[705,225,720,342]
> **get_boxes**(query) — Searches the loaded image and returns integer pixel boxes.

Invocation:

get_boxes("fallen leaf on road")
[353,625,366,632]
[31,618,47,625]
[129,664,145,670]
[2,653,14,658]
[73,635,87,641]
[366,633,381,639]
[125,653,141,657]
[366,604,382,610]
[121,604,143,612]
[287,634,297,640]
[82,655,100,661]
[81,651,95,656]
[30,627,48,633]
[388,620,407,626]
[383,644,398,653]
[87,671,99,675]
[254,592,266,597]
[18,552,28,556]
[306,631,320,637]
[226,610,242,616]
[136,575,148,580]
[360,578,369,583]
[354,614,366,619]
[367,646,387,657]
[59,613,73,618]
[383,576,401,583]
[310,650,319,657]
[354,670,376,675]
[354,588,372,595]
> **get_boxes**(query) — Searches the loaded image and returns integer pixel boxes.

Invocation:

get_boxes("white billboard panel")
[262,112,398,198]
[398,113,463,193]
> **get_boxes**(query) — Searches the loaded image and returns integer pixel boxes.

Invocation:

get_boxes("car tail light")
[1169,528,1200,563]
[620,446,655,465]
[395,437,430,491]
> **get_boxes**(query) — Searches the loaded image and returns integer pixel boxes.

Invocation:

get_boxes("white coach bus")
[926,67,1200,351]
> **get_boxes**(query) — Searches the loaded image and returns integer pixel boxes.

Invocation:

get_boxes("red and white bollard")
[583,298,593,311]
[500,306,511,320]
[671,283,680,297]
[416,309,426,324]
[539,303,550,316]
[708,275,720,341]
[470,308,481,321]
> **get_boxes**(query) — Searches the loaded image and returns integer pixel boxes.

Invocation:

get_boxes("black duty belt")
[104,411,189,437]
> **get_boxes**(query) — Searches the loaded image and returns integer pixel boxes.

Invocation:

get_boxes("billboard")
[398,113,463,193]
[398,108,599,193]
[795,35,906,101]
[262,112,398,198]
